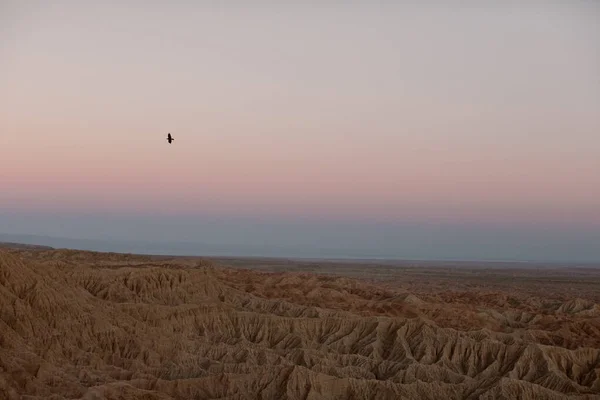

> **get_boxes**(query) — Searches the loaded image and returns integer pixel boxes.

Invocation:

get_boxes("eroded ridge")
[0,249,599,399]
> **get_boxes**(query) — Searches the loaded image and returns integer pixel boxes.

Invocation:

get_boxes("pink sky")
[1,2,599,231]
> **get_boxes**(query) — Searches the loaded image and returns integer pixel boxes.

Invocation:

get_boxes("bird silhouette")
[167,133,174,144]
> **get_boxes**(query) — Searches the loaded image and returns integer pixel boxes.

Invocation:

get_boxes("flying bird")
[166,133,174,144]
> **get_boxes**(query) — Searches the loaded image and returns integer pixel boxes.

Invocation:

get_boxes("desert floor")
[1,247,599,399]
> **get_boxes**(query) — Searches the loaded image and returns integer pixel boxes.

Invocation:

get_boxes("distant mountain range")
[1,233,598,267]
[0,233,265,257]
[0,233,376,259]
[0,240,54,250]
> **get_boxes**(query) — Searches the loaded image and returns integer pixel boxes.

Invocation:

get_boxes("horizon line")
[2,232,599,265]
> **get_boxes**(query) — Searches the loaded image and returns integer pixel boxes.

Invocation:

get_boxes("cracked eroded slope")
[0,249,599,400]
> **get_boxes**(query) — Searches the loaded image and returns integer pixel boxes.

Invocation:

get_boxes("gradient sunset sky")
[1,2,599,261]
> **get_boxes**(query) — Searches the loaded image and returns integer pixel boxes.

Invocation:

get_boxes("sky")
[1,2,599,262]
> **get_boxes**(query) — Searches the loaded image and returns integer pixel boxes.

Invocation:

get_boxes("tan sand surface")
[1,248,599,399]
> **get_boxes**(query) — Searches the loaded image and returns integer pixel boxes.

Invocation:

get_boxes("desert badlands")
[0,247,599,399]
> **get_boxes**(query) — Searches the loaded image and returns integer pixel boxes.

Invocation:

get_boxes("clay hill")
[0,248,599,399]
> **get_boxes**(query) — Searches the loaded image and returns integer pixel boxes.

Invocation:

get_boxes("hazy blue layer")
[2,212,599,263]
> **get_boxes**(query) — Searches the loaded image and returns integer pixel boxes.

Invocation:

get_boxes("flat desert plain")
[0,247,599,399]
